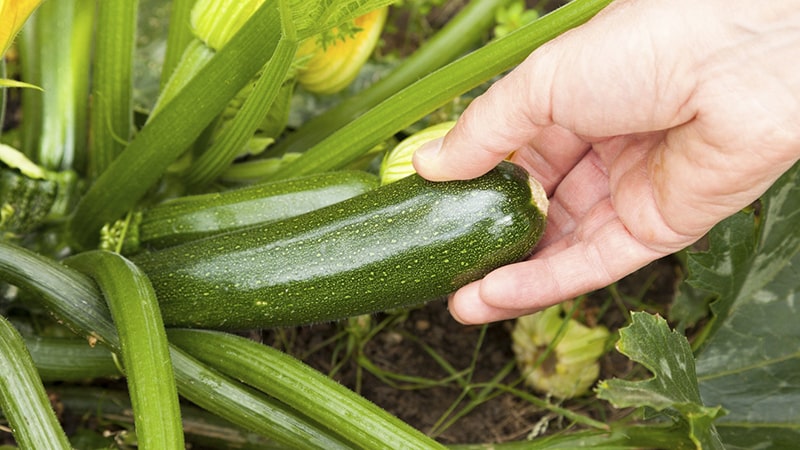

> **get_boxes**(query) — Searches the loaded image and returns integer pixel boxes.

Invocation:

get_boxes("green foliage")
[597,312,726,449]
[691,162,800,448]
[4,0,797,448]
[597,162,800,449]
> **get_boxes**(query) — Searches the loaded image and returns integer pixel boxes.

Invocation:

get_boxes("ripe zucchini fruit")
[137,171,378,248]
[133,162,547,329]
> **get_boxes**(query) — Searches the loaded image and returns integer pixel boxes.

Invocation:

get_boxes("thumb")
[411,74,546,181]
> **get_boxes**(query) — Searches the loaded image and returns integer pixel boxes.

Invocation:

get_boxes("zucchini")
[138,170,379,248]
[0,144,81,234]
[133,162,547,329]
[0,166,57,234]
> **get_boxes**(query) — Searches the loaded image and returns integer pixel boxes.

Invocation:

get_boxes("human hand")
[412,0,800,324]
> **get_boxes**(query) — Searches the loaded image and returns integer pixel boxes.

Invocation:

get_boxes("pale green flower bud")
[379,121,455,185]
[512,305,610,399]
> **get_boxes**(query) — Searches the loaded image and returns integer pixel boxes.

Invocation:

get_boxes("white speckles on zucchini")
[133,162,546,329]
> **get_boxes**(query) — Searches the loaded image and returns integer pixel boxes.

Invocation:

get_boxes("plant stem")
[0,315,72,449]
[53,386,280,449]
[183,0,299,187]
[24,336,121,382]
[68,0,283,249]
[169,328,447,449]
[160,0,196,89]
[0,60,6,140]
[267,0,514,157]
[266,0,613,181]
[0,240,352,448]
[66,250,184,450]
[89,0,137,179]
[34,0,94,172]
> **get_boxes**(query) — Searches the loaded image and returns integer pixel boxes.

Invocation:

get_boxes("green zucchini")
[133,162,547,329]
[138,170,379,248]
[0,166,57,234]
[0,144,81,234]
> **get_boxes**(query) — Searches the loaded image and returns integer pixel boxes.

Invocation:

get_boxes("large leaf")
[689,162,800,449]
[596,312,726,449]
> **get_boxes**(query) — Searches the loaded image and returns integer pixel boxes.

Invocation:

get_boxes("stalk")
[160,0,196,89]
[89,0,138,179]
[33,0,94,172]
[170,328,446,449]
[66,250,184,450]
[0,60,5,140]
[68,0,283,249]
[183,0,299,188]
[0,315,72,449]
[53,387,281,449]
[25,336,121,382]
[266,0,613,181]
[267,0,513,158]
[0,240,352,448]
[17,23,42,158]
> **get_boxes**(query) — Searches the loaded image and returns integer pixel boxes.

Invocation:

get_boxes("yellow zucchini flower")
[296,7,388,95]
[1,0,42,56]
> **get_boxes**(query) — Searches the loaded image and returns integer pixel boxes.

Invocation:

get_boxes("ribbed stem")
[183,0,299,187]
[0,240,354,448]
[170,329,446,449]
[66,250,184,450]
[0,316,72,449]
[89,0,137,178]
[267,0,514,158]
[266,0,613,180]
[68,0,282,249]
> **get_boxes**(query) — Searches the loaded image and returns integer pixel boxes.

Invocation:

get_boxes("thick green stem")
[34,0,94,172]
[160,0,196,89]
[183,3,299,188]
[68,0,283,249]
[24,336,121,382]
[52,387,279,449]
[66,250,184,450]
[17,24,42,158]
[0,316,72,449]
[88,0,138,179]
[267,0,613,181]
[170,328,446,449]
[268,0,514,158]
[0,240,351,448]
[0,60,6,139]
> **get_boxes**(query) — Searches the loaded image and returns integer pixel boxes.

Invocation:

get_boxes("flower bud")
[190,0,267,50]
[512,305,610,399]
[380,121,455,185]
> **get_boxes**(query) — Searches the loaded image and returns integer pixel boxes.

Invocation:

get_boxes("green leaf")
[596,312,726,449]
[690,162,800,449]
[0,78,43,90]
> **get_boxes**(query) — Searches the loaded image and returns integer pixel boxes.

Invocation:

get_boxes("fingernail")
[414,137,444,161]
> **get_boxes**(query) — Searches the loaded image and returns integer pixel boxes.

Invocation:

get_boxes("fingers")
[411,72,556,182]
[449,209,667,324]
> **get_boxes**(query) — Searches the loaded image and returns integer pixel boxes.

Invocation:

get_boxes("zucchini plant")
[4,0,795,448]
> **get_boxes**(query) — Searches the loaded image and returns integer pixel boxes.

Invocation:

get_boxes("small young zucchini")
[133,162,547,329]
[138,170,378,248]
